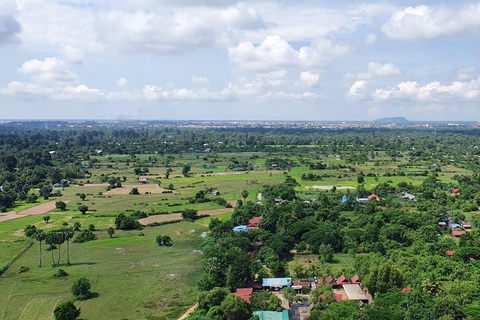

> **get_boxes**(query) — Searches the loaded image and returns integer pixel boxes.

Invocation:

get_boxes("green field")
[0,222,206,320]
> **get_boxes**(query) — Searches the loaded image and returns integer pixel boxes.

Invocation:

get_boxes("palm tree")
[55,231,66,266]
[45,231,56,266]
[63,228,74,266]
[35,230,46,268]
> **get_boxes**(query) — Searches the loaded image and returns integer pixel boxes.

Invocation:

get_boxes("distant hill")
[373,117,410,124]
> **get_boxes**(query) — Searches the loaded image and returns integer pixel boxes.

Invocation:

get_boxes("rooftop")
[262,278,292,287]
[254,310,289,320]
[343,284,369,301]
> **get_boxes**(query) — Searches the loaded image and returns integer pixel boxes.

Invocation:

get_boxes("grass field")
[0,222,207,320]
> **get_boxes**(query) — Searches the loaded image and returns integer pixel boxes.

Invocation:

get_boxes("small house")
[453,188,461,195]
[447,250,456,256]
[337,275,352,286]
[462,222,472,230]
[236,288,253,304]
[139,178,149,185]
[351,275,362,285]
[451,231,466,238]
[401,287,412,293]
[233,225,248,233]
[212,191,220,196]
[247,216,262,230]
[343,284,369,304]
[325,275,339,288]
[262,278,292,290]
[254,310,289,320]
[368,194,380,201]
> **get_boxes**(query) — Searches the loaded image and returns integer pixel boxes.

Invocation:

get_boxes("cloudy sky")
[1,0,480,121]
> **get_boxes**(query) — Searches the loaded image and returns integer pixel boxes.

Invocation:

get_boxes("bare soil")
[104,184,167,195]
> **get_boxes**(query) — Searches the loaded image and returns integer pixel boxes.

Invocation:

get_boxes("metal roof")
[254,310,289,320]
[343,284,369,301]
[262,278,292,287]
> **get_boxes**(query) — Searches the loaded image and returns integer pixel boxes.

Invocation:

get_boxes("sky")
[1,0,480,121]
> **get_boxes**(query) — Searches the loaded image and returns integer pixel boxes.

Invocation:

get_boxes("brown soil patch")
[138,208,233,225]
[104,184,167,195]
[0,211,19,223]
[17,201,71,216]
[78,183,109,187]
[227,200,238,208]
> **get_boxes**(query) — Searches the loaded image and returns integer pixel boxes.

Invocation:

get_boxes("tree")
[79,193,86,201]
[73,230,96,243]
[43,215,50,223]
[107,227,115,238]
[72,277,92,300]
[56,201,67,211]
[282,287,296,302]
[73,222,81,231]
[220,294,251,320]
[250,290,283,312]
[35,230,46,267]
[64,228,74,266]
[290,262,306,278]
[182,164,191,177]
[54,300,80,320]
[161,235,172,245]
[318,243,334,263]
[88,224,95,231]
[24,224,37,238]
[78,205,88,215]
[357,171,365,184]
[129,187,139,195]
[155,235,163,246]
[182,209,198,220]
[241,190,249,202]
[165,168,173,179]
[40,185,52,199]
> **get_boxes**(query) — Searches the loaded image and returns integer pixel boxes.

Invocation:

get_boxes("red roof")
[447,250,456,256]
[236,288,253,304]
[462,222,472,228]
[453,189,461,194]
[248,216,262,227]
[326,275,337,285]
[401,287,412,293]
[368,194,379,200]
[292,280,309,287]
[451,231,466,237]
[335,294,343,302]
[316,278,324,284]
[351,275,361,284]
[337,275,351,284]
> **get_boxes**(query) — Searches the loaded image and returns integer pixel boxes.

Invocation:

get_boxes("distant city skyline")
[1,0,480,121]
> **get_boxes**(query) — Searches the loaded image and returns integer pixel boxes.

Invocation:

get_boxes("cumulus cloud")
[62,45,85,64]
[97,3,263,55]
[347,76,480,102]
[382,3,480,40]
[18,57,79,85]
[299,71,320,87]
[228,35,350,72]
[346,62,401,80]
[0,0,21,46]
[116,77,128,86]
[257,91,321,102]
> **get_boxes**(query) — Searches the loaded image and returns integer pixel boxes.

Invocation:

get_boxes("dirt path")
[178,303,198,320]
[138,208,234,226]
[104,184,166,195]
[0,201,71,224]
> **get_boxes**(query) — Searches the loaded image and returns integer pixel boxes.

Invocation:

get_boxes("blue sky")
[1,0,480,121]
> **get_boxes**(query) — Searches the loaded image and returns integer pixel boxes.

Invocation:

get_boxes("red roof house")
[247,216,262,230]
[462,222,472,230]
[401,287,412,293]
[368,194,380,200]
[325,275,337,286]
[337,275,352,285]
[451,231,466,238]
[351,275,361,284]
[453,189,461,195]
[447,250,456,256]
[236,288,253,304]
[335,294,344,303]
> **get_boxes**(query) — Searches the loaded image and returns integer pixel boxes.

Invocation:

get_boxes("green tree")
[241,190,249,202]
[182,164,191,176]
[165,168,173,179]
[220,294,251,320]
[56,201,67,211]
[357,171,365,184]
[182,209,198,220]
[88,224,95,231]
[318,243,334,263]
[290,262,306,278]
[78,205,88,215]
[54,300,80,320]
[282,287,296,302]
[63,228,74,266]
[78,193,86,201]
[161,235,172,245]
[250,291,283,312]
[24,224,37,238]
[107,227,115,238]
[72,277,92,300]
[129,187,139,195]
[155,235,163,246]
[40,185,52,199]
[43,215,50,223]
[35,230,46,267]
[73,222,81,231]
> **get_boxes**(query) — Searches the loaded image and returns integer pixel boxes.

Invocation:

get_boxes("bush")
[129,187,140,195]
[54,269,69,278]
[54,300,80,320]
[88,224,95,231]
[0,206,6,213]
[115,213,142,230]
[18,266,29,273]
[72,277,92,300]
[73,230,97,243]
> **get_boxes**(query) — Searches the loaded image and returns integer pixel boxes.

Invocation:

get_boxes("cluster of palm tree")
[24,225,75,267]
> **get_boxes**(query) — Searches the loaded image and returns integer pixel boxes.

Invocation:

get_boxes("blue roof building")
[233,225,248,233]
[254,310,289,320]
[262,278,292,288]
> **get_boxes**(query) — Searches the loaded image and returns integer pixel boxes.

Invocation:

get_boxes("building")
[254,310,289,320]
[233,225,248,233]
[236,288,253,303]
[351,275,362,285]
[368,194,380,201]
[451,231,466,238]
[343,284,369,304]
[325,275,339,288]
[247,216,262,230]
[462,222,472,230]
[447,250,456,256]
[139,178,148,184]
[262,278,292,290]
[337,275,352,286]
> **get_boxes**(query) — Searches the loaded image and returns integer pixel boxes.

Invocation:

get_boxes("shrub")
[54,269,69,278]
[73,230,97,243]
[0,206,6,213]
[72,277,92,300]
[18,266,29,273]
[54,300,80,320]
[88,224,95,231]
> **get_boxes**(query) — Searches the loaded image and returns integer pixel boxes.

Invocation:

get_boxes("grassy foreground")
[0,221,206,320]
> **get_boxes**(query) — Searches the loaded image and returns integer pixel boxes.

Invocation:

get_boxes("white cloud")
[228,35,350,72]
[0,0,21,46]
[116,77,128,86]
[365,33,377,45]
[97,3,263,55]
[457,67,477,81]
[191,76,210,85]
[349,76,480,102]
[347,62,402,80]
[18,57,79,85]
[346,80,371,101]
[257,91,321,102]
[299,71,320,87]
[382,3,480,40]
[62,45,85,64]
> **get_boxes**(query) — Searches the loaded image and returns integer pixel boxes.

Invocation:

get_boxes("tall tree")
[35,230,46,267]
[241,190,249,203]
[64,228,74,266]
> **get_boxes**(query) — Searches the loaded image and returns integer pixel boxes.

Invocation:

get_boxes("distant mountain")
[373,117,410,124]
